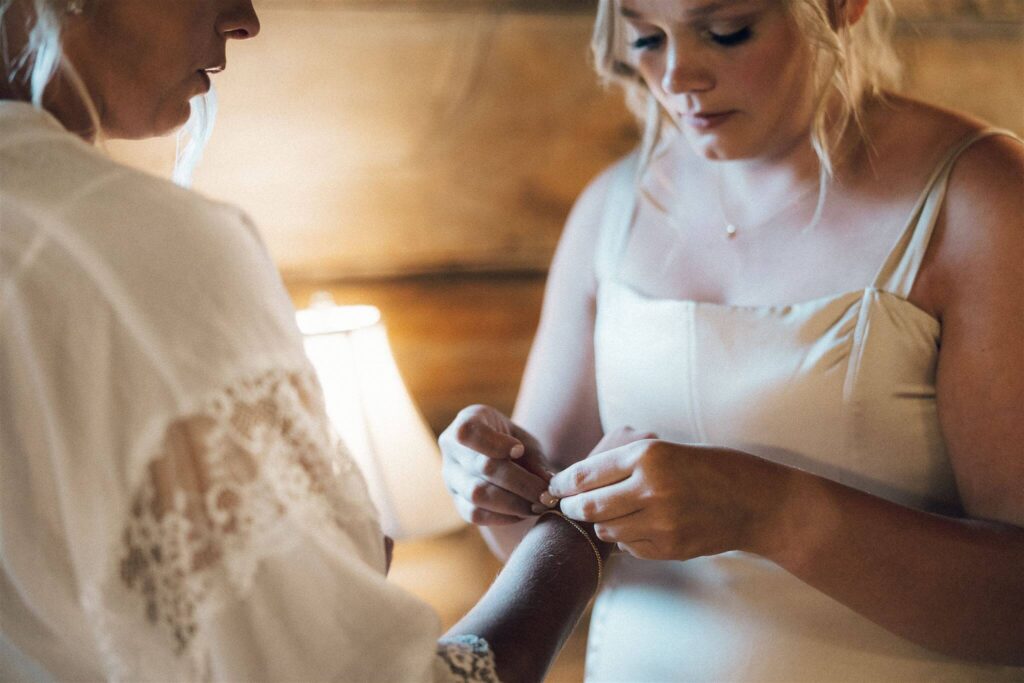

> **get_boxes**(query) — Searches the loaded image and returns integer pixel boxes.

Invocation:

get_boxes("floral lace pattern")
[117,366,377,667]
[436,635,500,683]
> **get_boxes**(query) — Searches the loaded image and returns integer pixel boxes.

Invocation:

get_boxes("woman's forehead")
[619,0,769,21]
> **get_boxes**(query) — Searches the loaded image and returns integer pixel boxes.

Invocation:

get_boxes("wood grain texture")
[107,1,1022,279]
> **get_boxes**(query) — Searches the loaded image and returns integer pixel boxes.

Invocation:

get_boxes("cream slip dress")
[586,129,1024,682]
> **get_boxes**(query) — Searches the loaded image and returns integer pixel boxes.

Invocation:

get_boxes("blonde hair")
[591,0,902,175]
[0,0,215,186]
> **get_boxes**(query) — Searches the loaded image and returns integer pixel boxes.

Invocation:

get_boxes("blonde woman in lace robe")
[0,1,614,681]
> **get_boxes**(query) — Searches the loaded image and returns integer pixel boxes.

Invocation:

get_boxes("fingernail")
[539,492,559,508]
[530,503,546,515]
[510,444,524,459]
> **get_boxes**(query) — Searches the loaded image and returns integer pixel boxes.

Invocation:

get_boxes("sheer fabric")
[0,101,496,682]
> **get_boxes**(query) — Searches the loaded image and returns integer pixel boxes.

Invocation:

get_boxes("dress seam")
[686,302,709,443]
[841,288,875,459]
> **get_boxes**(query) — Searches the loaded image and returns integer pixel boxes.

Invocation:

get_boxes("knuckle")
[468,482,491,506]
[479,458,502,478]
[455,419,481,444]
[641,440,666,462]
[469,508,492,526]
[579,498,602,521]
[458,404,485,417]
[638,543,659,560]
[459,404,492,424]
[571,468,589,490]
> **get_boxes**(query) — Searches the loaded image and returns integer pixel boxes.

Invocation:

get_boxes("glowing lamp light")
[296,293,464,540]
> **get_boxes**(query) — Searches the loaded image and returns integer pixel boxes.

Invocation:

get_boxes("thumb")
[509,424,552,481]
[516,446,552,482]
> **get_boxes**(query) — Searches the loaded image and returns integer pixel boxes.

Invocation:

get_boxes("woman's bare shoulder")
[861,94,1002,167]
[857,94,1020,213]
[882,94,1022,211]
[569,152,640,221]
[894,95,1024,315]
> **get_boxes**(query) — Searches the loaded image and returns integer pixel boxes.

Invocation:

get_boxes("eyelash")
[630,34,664,50]
[710,27,753,46]
[629,26,753,51]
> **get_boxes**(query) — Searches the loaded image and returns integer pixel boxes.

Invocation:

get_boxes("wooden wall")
[110,0,1023,279]
[106,0,1023,434]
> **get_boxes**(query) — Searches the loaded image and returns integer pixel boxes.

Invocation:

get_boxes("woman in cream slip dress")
[581,128,1024,682]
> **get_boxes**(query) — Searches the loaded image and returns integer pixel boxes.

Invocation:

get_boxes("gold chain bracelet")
[539,509,603,585]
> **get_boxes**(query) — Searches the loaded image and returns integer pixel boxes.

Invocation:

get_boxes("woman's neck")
[710,133,825,212]
[0,75,99,142]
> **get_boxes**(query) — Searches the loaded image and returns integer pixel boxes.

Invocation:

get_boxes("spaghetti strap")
[872,128,1021,297]
[594,151,641,282]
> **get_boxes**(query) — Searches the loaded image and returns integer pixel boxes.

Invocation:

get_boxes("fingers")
[444,406,525,460]
[510,426,553,482]
[616,539,662,560]
[444,460,541,518]
[473,451,550,506]
[452,495,526,527]
[590,510,646,543]
[582,510,664,559]
[558,478,643,523]
[590,426,658,455]
[547,445,637,498]
[439,405,554,525]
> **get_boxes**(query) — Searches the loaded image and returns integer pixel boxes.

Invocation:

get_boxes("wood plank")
[260,0,597,13]
[108,2,1021,279]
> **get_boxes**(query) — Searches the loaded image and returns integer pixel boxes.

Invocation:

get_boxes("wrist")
[746,462,829,570]
[534,511,611,586]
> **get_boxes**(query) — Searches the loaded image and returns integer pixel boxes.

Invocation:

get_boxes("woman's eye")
[709,26,752,47]
[630,34,664,51]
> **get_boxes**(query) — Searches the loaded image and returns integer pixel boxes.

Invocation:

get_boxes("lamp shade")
[296,296,464,540]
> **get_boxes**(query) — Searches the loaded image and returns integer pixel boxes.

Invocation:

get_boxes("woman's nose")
[662,47,714,95]
[218,0,261,40]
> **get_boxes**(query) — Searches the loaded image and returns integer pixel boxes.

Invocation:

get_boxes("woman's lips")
[681,110,736,130]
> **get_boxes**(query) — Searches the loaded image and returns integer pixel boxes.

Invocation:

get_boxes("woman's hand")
[548,439,792,561]
[439,405,556,526]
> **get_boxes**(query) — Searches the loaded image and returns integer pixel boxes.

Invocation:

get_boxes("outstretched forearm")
[445,514,611,683]
[765,469,1024,665]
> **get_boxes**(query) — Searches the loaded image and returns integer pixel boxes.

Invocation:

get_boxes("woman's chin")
[105,103,191,140]
[684,134,761,163]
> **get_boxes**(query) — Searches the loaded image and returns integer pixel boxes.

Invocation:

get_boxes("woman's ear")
[839,0,869,27]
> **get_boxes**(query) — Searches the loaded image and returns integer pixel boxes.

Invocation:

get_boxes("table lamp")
[296,292,465,540]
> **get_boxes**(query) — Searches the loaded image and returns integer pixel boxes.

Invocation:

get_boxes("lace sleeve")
[435,636,500,683]
[97,366,388,680]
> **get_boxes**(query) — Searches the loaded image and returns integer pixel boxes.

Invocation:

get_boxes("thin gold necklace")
[715,166,827,239]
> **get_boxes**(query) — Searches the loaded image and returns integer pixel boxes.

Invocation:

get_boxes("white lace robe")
[0,102,496,682]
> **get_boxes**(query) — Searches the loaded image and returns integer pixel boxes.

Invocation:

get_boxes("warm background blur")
[109,1,1022,679]
[109,0,1023,435]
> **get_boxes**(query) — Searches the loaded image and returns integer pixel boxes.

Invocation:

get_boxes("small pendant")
[725,224,738,239]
